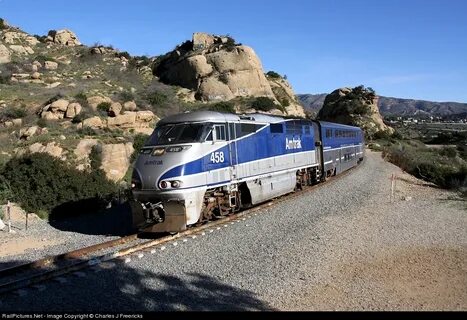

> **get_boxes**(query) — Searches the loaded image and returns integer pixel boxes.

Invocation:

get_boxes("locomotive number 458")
[210,151,225,163]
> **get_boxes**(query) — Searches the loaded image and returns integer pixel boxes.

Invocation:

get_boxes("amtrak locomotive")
[130,111,364,233]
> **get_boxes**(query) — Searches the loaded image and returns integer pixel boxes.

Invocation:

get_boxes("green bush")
[280,98,290,107]
[206,101,235,113]
[146,91,167,106]
[0,175,12,205]
[36,118,48,128]
[130,134,149,163]
[0,106,27,121]
[120,91,134,102]
[383,143,467,189]
[89,145,102,171]
[266,71,281,79]
[1,153,117,215]
[97,102,111,114]
[251,97,277,112]
[0,18,7,30]
[116,51,131,60]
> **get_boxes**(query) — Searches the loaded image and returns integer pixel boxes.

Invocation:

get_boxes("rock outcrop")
[0,44,10,63]
[47,29,81,46]
[154,33,305,117]
[100,143,134,182]
[318,86,393,137]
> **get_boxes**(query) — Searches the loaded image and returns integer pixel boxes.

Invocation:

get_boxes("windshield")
[146,123,212,146]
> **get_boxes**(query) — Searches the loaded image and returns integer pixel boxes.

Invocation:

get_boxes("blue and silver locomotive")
[130,111,364,233]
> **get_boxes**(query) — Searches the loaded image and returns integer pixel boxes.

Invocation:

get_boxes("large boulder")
[318,86,393,138]
[153,33,302,117]
[48,29,81,46]
[100,143,134,182]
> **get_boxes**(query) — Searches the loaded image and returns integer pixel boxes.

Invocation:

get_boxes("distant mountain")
[297,94,467,118]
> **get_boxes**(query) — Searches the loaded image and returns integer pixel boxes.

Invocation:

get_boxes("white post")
[7,200,11,233]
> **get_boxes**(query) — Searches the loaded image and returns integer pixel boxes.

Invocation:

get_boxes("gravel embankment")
[0,150,465,311]
[0,203,134,268]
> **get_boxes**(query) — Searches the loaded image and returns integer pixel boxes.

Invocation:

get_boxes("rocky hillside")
[154,32,305,117]
[0,20,304,187]
[298,93,467,119]
[317,86,393,138]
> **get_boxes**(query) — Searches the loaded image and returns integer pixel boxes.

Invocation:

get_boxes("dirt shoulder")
[285,150,466,310]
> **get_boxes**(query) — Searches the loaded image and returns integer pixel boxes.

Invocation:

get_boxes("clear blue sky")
[1,0,466,102]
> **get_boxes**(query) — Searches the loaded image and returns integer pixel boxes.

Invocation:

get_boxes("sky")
[1,0,466,102]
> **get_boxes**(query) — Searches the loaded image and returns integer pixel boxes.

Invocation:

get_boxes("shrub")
[97,102,111,114]
[34,55,56,64]
[0,18,7,30]
[130,134,149,163]
[0,175,12,205]
[266,71,281,79]
[116,51,131,60]
[146,91,167,106]
[0,106,27,121]
[206,101,235,114]
[1,153,117,215]
[89,145,102,171]
[383,143,467,189]
[120,91,134,102]
[280,98,290,107]
[251,97,277,112]
[36,118,48,128]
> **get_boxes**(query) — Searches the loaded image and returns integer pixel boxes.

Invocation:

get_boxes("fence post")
[7,200,11,233]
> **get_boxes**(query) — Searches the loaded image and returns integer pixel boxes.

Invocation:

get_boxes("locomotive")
[130,111,364,233]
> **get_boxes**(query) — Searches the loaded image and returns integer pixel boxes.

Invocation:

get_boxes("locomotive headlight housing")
[152,147,165,156]
[159,181,168,189]
[170,180,182,188]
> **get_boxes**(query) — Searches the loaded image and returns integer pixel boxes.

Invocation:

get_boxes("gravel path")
[0,150,465,311]
[0,202,133,268]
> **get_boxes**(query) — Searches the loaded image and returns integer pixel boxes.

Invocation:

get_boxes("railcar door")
[228,122,238,180]
[203,124,230,184]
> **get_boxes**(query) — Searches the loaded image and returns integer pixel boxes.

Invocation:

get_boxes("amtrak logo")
[285,137,302,150]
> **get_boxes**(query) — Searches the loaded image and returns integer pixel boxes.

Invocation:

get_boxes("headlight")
[159,181,168,189]
[152,147,165,156]
[170,180,182,188]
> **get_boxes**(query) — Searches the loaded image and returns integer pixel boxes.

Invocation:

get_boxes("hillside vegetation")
[0,21,304,217]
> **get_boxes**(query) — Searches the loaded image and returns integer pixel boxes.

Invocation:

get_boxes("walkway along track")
[0,159,363,296]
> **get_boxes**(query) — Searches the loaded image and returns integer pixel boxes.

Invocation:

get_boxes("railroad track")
[0,160,362,296]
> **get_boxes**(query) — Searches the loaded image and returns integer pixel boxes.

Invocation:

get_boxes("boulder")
[9,45,34,55]
[50,29,81,46]
[30,72,41,79]
[19,126,40,140]
[50,99,69,112]
[106,112,136,128]
[29,142,63,159]
[87,95,112,111]
[74,139,99,170]
[100,143,134,182]
[193,32,215,49]
[44,61,58,70]
[136,110,156,122]
[318,86,393,137]
[65,102,82,118]
[108,102,122,117]
[123,101,137,111]
[82,116,104,129]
